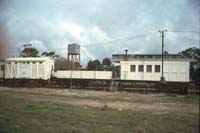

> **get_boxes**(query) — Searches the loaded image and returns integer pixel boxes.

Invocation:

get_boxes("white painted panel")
[137,72,144,80]
[154,73,160,81]
[121,71,128,80]
[171,72,178,81]
[145,73,152,80]
[171,64,178,73]
[5,64,11,78]
[129,72,136,80]
[55,71,112,80]
[32,64,37,78]
[38,64,44,78]
[18,63,30,78]
[164,72,169,81]
[180,64,187,73]
[82,71,95,79]
[164,63,169,73]
[71,71,81,78]
[95,71,112,79]
[180,73,187,81]
[56,71,71,78]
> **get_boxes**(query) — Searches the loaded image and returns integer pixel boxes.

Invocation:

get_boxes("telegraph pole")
[159,30,167,89]
[199,16,200,49]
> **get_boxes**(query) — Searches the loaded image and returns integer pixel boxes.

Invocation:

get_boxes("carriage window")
[138,65,144,72]
[39,62,42,64]
[155,65,160,72]
[32,62,36,64]
[147,65,152,72]
[130,65,135,72]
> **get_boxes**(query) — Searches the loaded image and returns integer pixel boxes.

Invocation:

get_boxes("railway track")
[0,79,199,95]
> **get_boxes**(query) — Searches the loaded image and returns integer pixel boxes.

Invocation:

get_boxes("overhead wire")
[77,32,159,61]
[167,30,199,33]
[15,31,158,58]
[80,47,94,61]
[33,31,159,51]
[167,30,199,48]
[82,32,158,47]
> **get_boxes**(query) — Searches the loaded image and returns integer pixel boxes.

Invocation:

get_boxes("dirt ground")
[0,86,199,115]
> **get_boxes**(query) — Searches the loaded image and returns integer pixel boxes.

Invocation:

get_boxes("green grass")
[0,91,199,133]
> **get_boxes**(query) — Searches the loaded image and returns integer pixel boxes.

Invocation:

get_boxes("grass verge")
[0,91,199,133]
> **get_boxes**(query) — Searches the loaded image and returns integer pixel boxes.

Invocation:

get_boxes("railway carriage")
[5,57,54,80]
[4,57,54,86]
[112,54,191,82]
[112,54,193,92]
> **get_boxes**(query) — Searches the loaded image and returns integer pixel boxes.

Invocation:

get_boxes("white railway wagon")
[5,57,54,80]
[112,54,192,82]
[55,70,112,80]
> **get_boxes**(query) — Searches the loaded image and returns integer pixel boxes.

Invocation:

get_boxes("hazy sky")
[0,0,199,64]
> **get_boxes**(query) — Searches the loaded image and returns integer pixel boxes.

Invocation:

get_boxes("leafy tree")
[179,47,200,81]
[54,57,68,70]
[87,59,102,70]
[55,57,80,70]
[102,57,112,70]
[41,51,59,58]
[87,58,113,71]
[21,47,39,57]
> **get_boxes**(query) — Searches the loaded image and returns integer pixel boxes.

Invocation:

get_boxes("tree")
[102,58,112,70]
[54,57,80,70]
[54,57,68,70]
[41,51,59,58]
[179,47,200,81]
[87,59,102,70]
[21,47,39,57]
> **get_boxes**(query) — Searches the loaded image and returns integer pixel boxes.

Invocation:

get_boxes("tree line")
[18,46,113,71]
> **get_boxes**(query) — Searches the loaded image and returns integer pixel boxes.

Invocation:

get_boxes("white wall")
[55,71,112,80]
[120,60,190,82]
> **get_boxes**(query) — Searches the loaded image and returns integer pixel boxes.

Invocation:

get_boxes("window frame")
[155,65,160,72]
[138,65,144,72]
[146,65,152,72]
[130,65,136,72]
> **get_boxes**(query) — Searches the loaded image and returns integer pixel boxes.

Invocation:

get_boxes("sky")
[0,0,199,65]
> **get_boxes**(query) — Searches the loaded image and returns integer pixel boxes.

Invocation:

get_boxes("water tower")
[67,44,80,70]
